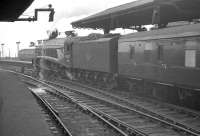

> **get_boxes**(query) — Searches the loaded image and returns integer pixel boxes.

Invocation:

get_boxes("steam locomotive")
[31,0,200,108]
[30,22,200,108]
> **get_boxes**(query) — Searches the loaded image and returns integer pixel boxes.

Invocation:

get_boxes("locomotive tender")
[33,0,200,108]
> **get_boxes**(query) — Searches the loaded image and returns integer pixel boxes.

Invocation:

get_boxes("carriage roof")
[120,23,200,42]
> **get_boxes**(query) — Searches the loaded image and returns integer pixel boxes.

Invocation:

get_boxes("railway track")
[29,87,72,136]
[19,75,128,136]
[53,78,200,134]
[52,78,200,133]
[41,78,200,136]
[29,87,126,136]
[3,68,200,136]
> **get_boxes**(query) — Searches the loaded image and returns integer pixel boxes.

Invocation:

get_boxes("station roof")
[0,0,34,21]
[71,0,200,29]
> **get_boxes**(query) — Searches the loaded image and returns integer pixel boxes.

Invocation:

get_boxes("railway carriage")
[118,23,200,106]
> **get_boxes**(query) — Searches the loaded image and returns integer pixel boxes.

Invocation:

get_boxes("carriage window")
[185,50,196,67]
[144,43,153,62]
[129,46,135,59]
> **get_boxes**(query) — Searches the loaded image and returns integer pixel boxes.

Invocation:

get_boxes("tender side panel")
[118,36,200,88]
[72,38,118,73]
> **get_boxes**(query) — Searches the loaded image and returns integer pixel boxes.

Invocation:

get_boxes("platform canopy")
[0,0,34,21]
[71,0,200,32]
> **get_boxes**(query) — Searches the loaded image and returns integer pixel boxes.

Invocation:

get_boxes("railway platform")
[0,69,52,136]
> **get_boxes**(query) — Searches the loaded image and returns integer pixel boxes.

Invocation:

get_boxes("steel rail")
[55,78,200,135]
[30,89,73,136]
[17,72,147,136]
[46,89,146,136]
[2,68,200,136]
[18,73,129,136]
[45,90,129,136]
[45,79,200,136]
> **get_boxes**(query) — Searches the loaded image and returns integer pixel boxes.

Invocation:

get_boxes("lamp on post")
[8,48,10,59]
[1,43,4,58]
[5,46,11,59]
[16,41,20,58]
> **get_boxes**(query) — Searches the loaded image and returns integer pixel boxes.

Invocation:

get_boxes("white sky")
[0,0,136,57]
